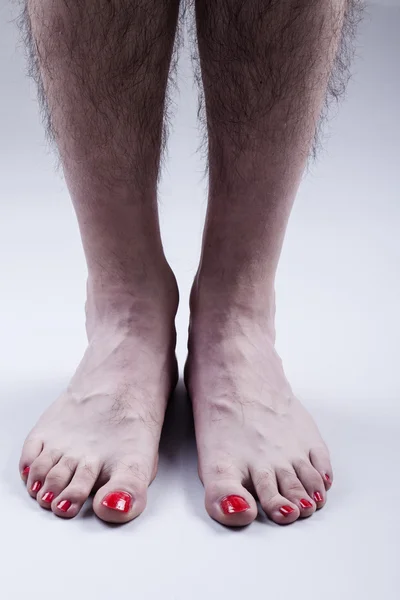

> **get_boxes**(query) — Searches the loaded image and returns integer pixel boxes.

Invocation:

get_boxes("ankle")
[191,269,276,322]
[188,272,277,349]
[85,261,179,339]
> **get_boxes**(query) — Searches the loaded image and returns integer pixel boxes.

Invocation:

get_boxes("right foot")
[19,270,179,523]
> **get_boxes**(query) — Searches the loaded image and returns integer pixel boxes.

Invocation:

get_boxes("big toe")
[93,471,148,524]
[204,479,257,527]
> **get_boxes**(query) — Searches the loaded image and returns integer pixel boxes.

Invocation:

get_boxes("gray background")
[0,1,399,598]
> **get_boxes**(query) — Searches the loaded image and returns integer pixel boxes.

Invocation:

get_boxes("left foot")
[185,281,333,527]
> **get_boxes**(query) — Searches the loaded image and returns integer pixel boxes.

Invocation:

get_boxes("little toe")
[276,467,315,518]
[294,459,327,510]
[252,468,300,525]
[310,447,333,490]
[26,450,62,498]
[19,438,43,481]
[204,478,257,527]
[37,456,78,508]
[50,460,101,518]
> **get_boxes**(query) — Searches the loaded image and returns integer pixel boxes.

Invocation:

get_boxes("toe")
[310,447,333,490]
[93,462,150,524]
[204,478,257,527]
[251,467,300,525]
[50,460,101,518]
[19,438,43,481]
[93,484,145,524]
[37,456,78,509]
[294,458,327,510]
[276,466,315,518]
[26,450,63,498]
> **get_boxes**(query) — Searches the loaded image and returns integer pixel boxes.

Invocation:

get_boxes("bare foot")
[20,269,179,523]
[185,282,333,527]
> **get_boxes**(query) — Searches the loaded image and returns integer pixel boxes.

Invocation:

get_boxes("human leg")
[19,0,180,523]
[187,0,361,526]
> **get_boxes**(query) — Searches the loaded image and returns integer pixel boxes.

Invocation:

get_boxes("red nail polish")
[325,474,331,482]
[220,495,250,515]
[31,481,42,493]
[314,492,323,503]
[279,505,295,516]
[22,466,30,476]
[57,500,71,512]
[102,491,132,513]
[42,492,54,503]
[300,498,313,509]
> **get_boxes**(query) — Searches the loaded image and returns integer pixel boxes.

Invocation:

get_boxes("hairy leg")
[187,0,362,526]
[19,0,180,523]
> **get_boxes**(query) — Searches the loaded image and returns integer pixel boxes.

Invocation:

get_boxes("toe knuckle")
[46,472,66,485]
[310,472,324,486]
[311,444,330,458]
[253,468,275,491]
[286,482,304,494]
[61,456,77,471]
[49,449,62,462]
[80,461,98,480]
[112,459,150,485]
[278,466,297,479]
[262,493,282,510]
[209,461,237,479]
[31,461,48,474]
[296,457,311,470]
[24,435,41,448]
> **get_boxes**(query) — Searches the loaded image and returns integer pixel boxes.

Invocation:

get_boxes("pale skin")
[19,0,355,525]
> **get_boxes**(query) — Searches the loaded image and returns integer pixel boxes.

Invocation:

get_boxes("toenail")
[220,495,250,515]
[102,491,132,513]
[300,499,313,509]
[42,492,54,503]
[314,492,323,503]
[57,500,72,512]
[22,466,30,476]
[279,505,295,516]
[325,474,331,482]
[31,481,42,493]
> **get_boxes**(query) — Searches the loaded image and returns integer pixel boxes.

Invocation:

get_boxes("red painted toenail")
[22,466,30,476]
[57,500,71,512]
[279,505,295,516]
[42,492,54,503]
[220,495,250,515]
[300,499,313,509]
[102,491,132,513]
[314,492,323,503]
[31,481,42,493]
[325,474,331,482]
